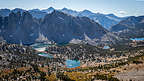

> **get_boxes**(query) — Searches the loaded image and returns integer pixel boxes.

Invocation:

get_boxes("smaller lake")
[130,38,144,41]
[31,43,54,58]
[31,43,50,49]
[103,46,110,49]
[31,43,53,52]
[66,60,80,68]
[34,47,46,52]
[38,52,53,58]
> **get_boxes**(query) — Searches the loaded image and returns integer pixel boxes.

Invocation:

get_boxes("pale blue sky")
[0,0,143,17]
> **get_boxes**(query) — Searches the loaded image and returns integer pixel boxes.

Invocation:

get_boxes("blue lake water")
[31,43,53,58]
[66,60,80,68]
[31,43,50,49]
[38,52,53,58]
[103,46,110,49]
[130,38,144,41]
[32,43,81,68]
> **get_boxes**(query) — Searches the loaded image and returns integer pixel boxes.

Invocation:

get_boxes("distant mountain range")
[0,7,143,45]
[60,8,126,29]
[0,7,126,29]
[110,16,144,38]
[0,10,123,45]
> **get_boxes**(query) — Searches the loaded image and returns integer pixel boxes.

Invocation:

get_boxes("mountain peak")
[13,8,25,11]
[48,7,55,10]
[41,7,55,13]
[29,9,40,12]
[50,10,67,16]
[0,7,124,29]
[62,7,69,11]
[82,10,92,14]
[0,8,10,11]
[12,8,26,13]
[107,14,116,17]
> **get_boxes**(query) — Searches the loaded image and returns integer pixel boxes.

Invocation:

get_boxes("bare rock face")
[1,12,39,44]
[0,36,4,42]
[0,11,122,45]
[40,11,123,45]
[40,11,111,43]
[0,15,3,35]
[0,8,125,29]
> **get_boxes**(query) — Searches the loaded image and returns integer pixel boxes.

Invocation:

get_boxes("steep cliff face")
[1,12,39,44]
[0,11,121,45]
[0,8,125,29]
[0,15,3,34]
[40,11,110,43]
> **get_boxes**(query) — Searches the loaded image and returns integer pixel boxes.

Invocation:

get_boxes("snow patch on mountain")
[35,32,52,44]
[69,39,82,44]
[83,33,98,46]
[106,16,121,22]
[84,33,91,41]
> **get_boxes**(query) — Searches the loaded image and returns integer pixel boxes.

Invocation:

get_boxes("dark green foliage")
[132,60,143,64]
[93,74,119,81]
[0,56,2,60]
[31,64,40,72]
[57,72,75,81]
[39,71,47,81]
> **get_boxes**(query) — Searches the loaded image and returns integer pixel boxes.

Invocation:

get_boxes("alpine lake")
[31,43,80,68]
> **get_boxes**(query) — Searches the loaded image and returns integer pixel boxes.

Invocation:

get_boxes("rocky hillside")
[110,16,144,38]
[0,10,122,45]
[40,11,120,44]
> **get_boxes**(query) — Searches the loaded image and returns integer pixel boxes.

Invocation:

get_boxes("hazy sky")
[0,0,143,17]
